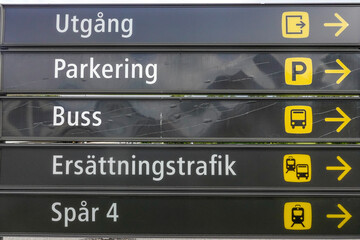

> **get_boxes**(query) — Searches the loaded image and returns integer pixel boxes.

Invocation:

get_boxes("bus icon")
[283,154,311,183]
[291,109,306,129]
[296,164,309,180]
[285,106,313,134]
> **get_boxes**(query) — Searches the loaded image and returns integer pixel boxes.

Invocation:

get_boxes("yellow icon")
[282,12,309,38]
[284,202,312,230]
[285,58,313,85]
[284,106,313,134]
[283,154,312,182]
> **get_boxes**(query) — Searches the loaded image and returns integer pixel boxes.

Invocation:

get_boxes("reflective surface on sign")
[0,193,358,236]
[3,5,360,45]
[0,145,358,190]
[2,52,360,93]
[1,98,359,141]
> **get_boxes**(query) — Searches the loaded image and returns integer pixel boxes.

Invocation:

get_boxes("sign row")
[0,192,358,236]
[1,97,359,142]
[1,5,359,45]
[0,144,358,190]
[1,51,359,93]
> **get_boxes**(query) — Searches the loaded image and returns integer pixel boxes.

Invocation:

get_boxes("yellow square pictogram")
[283,154,311,182]
[285,58,313,85]
[282,12,309,38]
[284,106,313,134]
[284,202,312,230]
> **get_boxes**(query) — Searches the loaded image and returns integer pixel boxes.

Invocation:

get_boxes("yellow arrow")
[326,156,351,181]
[324,13,349,37]
[324,59,351,84]
[325,107,351,133]
[326,204,352,229]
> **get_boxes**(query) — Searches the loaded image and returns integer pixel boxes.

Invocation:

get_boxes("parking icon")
[285,58,313,85]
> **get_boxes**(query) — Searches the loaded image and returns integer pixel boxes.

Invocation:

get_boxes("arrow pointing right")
[324,13,349,37]
[324,59,351,84]
[325,107,351,133]
[326,204,352,229]
[296,21,306,29]
[326,156,351,181]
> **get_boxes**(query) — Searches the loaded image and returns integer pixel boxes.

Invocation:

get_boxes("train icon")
[286,156,296,173]
[284,202,312,230]
[291,204,305,227]
[285,156,309,180]
[283,154,311,182]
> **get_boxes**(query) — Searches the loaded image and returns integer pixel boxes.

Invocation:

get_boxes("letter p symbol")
[285,58,313,85]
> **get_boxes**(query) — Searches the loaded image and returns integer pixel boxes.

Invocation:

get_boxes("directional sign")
[326,156,352,181]
[1,97,359,142]
[324,59,351,85]
[324,13,349,37]
[1,5,360,45]
[0,144,359,190]
[2,51,360,94]
[0,192,359,236]
[326,204,352,229]
[325,107,351,133]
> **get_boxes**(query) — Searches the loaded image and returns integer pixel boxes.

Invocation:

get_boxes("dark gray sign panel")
[0,144,357,191]
[2,5,360,46]
[1,97,359,142]
[2,51,360,94]
[0,192,358,237]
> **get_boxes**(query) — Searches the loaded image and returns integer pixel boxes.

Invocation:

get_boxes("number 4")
[106,203,119,222]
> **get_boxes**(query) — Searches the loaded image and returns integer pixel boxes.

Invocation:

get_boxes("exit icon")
[282,12,309,38]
